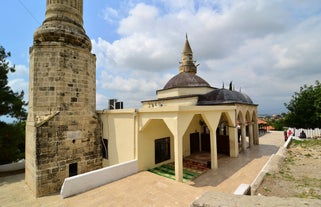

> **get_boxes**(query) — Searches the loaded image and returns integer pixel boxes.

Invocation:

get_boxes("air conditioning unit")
[115,101,123,109]
[109,99,124,110]
[109,99,117,110]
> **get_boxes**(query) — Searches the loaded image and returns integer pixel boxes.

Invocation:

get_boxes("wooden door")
[190,132,200,154]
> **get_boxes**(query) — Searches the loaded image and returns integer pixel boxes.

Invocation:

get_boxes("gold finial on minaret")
[179,34,197,74]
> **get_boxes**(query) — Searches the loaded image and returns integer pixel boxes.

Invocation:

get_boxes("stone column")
[249,123,254,147]
[229,126,239,157]
[241,124,247,151]
[210,130,218,169]
[253,121,259,145]
[174,132,183,182]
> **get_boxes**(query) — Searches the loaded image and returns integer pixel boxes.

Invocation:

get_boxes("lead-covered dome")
[198,88,253,105]
[163,72,210,89]
[163,36,212,90]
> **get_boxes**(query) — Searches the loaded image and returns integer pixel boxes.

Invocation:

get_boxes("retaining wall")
[250,136,292,194]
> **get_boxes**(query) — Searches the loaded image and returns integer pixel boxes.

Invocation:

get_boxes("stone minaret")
[26,0,102,197]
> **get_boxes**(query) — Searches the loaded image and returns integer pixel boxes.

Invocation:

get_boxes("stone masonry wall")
[26,0,102,197]
[26,43,102,197]
[29,45,96,114]
[33,112,101,196]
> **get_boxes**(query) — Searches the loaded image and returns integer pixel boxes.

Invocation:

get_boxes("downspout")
[134,109,138,160]
[99,110,108,165]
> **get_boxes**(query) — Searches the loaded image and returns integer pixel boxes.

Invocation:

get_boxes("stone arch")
[245,110,251,123]
[237,110,248,152]
[216,112,234,156]
[138,119,174,171]
[237,110,245,125]
[181,114,204,156]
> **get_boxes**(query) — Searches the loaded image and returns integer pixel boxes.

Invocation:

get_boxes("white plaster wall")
[142,97,198,108]
[156,87,214,99]
[60,160,138,198]
[0,159,25,172]
[99,110,136,167]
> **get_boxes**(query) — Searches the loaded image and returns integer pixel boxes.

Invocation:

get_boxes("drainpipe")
[99,110,108,167]
[134,109,138,160]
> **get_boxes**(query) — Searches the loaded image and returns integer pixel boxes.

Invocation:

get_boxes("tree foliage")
[0,46,27,164]
[0,46,27,120]
[272,117,286,131]
[0,121,25,164]
[284,81,321,128]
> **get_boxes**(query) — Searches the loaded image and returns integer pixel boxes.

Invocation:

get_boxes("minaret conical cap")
[183,34,193,55]
[179,34,197,74]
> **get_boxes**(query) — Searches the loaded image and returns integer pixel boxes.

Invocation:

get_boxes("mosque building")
[98,35,259,183]
[26,0,258,197]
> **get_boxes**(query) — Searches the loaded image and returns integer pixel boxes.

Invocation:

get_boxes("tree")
[284,81,321,128]
[0,46,27,120]
[0,46,27,164]
[271,116,286,131]
[0,121,25,164]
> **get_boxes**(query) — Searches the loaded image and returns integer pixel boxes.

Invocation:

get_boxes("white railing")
[287,128,321,139]
[0,159,25,172]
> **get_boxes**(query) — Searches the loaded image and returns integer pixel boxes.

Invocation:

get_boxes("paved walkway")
[191,130,283,193]
[1,131,291,206]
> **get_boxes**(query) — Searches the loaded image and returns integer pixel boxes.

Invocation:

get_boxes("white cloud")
[96,93,109,110]
[13,64,29,76]
[95,70,172,109]
[8,78,28,92]
[8,78,29,102]
[93,0,321,114]
[118,3,159,35]
[103,7,120,24]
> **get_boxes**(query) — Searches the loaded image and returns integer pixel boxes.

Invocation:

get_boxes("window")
[155,137,170,164]
[69,163,78,177]
[102,138,108,159]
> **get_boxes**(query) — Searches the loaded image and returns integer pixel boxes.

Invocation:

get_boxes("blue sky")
[1,0,321,118]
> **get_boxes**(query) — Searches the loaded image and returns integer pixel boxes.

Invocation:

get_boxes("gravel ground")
[255,139,321,199]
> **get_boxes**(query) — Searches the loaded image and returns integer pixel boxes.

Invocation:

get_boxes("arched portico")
[236,106,259,153]
[138,107,236,181]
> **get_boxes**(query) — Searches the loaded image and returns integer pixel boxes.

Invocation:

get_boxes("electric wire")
[17,0,41,25]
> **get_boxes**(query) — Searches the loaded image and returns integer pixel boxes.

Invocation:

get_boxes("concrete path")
[191,130,284,193]
[2,131,308,207]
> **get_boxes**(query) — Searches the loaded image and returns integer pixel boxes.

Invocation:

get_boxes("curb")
[250,136,292,195]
